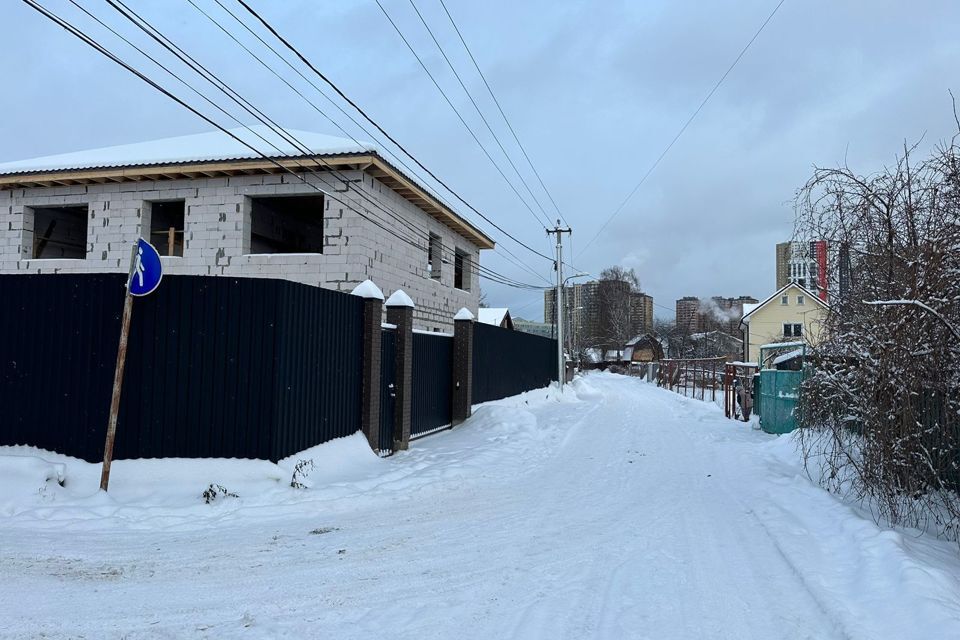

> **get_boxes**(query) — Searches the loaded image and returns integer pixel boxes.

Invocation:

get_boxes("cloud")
[2,0,958,322]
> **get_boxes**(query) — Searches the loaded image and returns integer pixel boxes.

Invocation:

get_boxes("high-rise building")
[676,297,700,332]
[674,295,758,335]
[545,280,654,353]
[776,240,831,301]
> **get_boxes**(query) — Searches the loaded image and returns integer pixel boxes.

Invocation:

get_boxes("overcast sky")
[2,0,959,320]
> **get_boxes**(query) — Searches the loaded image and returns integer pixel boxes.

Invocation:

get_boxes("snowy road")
[2,373,959,639]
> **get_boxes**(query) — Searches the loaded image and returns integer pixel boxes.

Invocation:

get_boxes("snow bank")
[0,454,65,509]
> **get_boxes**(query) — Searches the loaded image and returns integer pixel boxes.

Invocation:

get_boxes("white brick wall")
[0,172,482,331]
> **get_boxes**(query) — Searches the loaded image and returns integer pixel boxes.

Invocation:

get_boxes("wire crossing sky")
[2,0,958,318]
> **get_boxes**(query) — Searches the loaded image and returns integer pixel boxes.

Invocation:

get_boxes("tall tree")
[794,120,960,542]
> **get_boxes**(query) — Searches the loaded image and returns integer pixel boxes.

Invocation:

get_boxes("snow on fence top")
[350,280,384,301]
[0,125,376,175]
[454,308,475,321]
[385,290,415,308]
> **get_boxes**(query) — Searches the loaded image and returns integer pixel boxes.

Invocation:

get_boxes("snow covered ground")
[2,372,959,639]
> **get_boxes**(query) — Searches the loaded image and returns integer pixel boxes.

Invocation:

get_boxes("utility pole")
[547,220,572,390]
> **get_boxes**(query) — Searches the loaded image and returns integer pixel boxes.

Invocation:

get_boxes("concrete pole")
[555,228,564,389]
[547,221,572,390]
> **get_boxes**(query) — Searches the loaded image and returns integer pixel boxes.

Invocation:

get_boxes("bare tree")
[595,267,643,358]
[794,119,960,542]
[599,265,642,291]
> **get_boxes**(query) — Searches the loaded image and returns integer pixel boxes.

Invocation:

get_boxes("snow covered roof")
[772,348,805,365]
[759,340,806,350]
[0,126,375,175]
[477,308,510,327]
[0,126,495,250]
[740,282,828,325]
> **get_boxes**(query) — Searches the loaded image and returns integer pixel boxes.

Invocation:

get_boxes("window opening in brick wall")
[149,200,185,257]
[248,195,325,254]
[428,232,442,280]
[454,248,470,291]
[30,205,88,259]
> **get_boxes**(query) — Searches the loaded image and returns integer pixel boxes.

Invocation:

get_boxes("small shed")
[623,334,664,363]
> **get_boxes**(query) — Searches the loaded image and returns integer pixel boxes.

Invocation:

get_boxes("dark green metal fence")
[411,331,453,438]
[0,273,364,462]
[472,323,556,404]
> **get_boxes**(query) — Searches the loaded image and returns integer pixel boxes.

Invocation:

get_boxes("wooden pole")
[167,226,175,256]
[100,244,138,492]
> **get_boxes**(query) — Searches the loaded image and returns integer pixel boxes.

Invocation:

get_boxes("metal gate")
[378,328,396,456]
[411,331,453,439]
[758,369,803,434]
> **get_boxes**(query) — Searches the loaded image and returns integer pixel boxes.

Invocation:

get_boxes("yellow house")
[740,283,829,365]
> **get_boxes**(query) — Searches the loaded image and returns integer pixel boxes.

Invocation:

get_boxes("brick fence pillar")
[452,307,475,426]
[352,279,384,451]
[385,289,414,451]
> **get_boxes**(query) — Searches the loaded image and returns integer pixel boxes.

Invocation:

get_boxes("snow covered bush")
[794,120,960,541]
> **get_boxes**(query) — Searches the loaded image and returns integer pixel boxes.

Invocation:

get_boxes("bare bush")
[794,123,960,541]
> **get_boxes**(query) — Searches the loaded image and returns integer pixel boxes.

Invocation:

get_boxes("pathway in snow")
[2,373,959,639]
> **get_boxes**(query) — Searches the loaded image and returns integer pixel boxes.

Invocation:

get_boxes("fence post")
[452,307,475,426]
[385,290,414,451]
[352,280,384,452]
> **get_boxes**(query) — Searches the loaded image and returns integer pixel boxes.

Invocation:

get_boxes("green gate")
[758,369,803,434]
[757,343,807,434]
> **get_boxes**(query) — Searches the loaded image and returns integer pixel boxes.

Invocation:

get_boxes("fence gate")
[758,369,802,434]
[411,332,453,439]
[378,328,396,456]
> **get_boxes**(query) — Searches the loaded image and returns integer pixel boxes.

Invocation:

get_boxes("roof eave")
[0,152,495,250]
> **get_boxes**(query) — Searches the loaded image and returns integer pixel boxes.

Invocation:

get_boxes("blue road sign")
[129,238,163,296]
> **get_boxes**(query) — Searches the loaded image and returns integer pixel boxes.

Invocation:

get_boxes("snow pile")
[0,454,65,510]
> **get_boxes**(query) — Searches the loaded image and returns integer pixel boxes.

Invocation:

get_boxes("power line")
[184,0,552,287]
[576,0,787,259]
[93,0,546,289]
[24,0,545,293]
[234,0,556,265]
[374,0,551,232]
[405,0,553,229]
[436,0,569,229]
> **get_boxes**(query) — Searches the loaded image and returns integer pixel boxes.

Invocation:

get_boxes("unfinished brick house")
[0,127,494,330]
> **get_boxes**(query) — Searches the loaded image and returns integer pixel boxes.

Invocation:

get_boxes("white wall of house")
[0,170,480,331]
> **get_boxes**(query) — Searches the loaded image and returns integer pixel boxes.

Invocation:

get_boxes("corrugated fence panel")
[0,273,364,462]
[0,273,122,462]
[411,332,452,437]
[272,280,364,460]
[472,323,557,404]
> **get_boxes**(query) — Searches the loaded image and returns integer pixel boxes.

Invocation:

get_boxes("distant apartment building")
[676,296,700,332]
[675,295,758,335]
[545,280,653,351]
